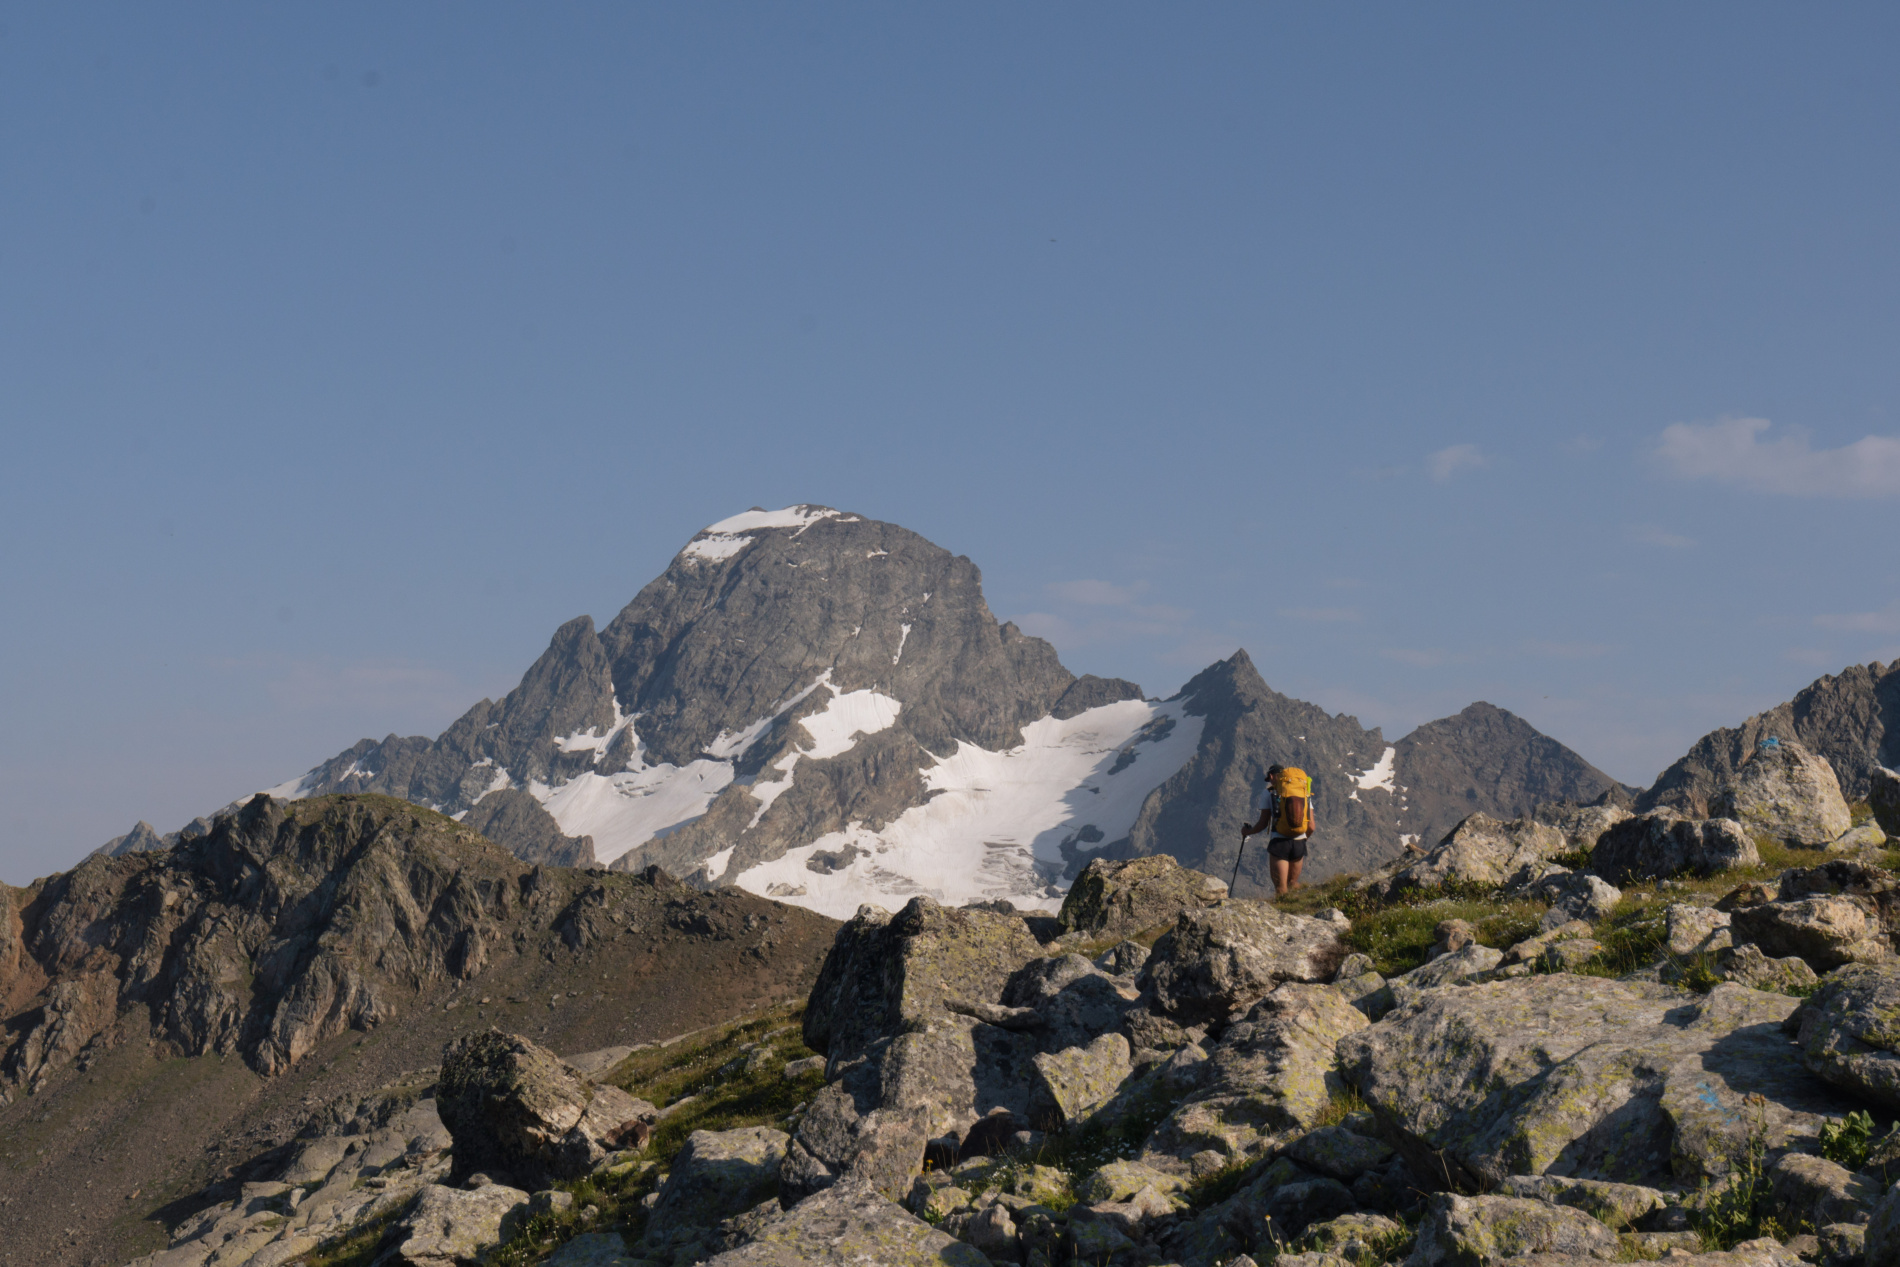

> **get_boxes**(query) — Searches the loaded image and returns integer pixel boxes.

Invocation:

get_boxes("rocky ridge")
[0,795,841,1267]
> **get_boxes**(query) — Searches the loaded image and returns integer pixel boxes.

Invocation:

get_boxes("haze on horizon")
[4,5,1898,882]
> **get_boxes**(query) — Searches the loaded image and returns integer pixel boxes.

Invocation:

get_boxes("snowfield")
[731,697,1204,920]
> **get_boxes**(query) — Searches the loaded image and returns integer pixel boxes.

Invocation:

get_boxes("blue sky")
[4,5,1898,881]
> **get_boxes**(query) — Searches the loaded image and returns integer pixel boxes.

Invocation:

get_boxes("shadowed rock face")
[1123,656,1623,890]
[2,793,813,1097]
[1642,660,1900,814]
[461,788,595,868]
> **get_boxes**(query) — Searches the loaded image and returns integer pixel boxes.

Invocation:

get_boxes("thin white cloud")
[1627,524,1697,549]
[1815,603,1900,634]
[1427,443,1488,482]
[1282,606,1361,623]
[1653,417,1900,497]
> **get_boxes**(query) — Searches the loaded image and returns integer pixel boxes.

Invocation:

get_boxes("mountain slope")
[1118,656,1625,888]
[1640,660,1900,814]
[224,506,1622,906]
[0,794,839,1267]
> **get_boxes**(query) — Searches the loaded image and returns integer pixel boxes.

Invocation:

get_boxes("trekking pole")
[1229,829,1247,894]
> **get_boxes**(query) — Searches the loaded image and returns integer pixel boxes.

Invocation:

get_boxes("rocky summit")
[119,506,1625,909]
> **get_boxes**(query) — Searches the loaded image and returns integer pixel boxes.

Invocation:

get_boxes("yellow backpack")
[1271,766,1314,836]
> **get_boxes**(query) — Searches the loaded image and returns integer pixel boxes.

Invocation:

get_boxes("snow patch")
[535,755,735,864]
[1355,747,1398,792]
[892,623,911,666]
[703,505,842,535]
[263,770,320,800]
[702,847,736,881]
[741,681,903,829]
[707,675,830,759]
[681,534,754,562]
[733,697,1204,920]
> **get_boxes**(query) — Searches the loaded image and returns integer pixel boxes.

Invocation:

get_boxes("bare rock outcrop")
[1588,810,1757,885]
[1709,738,1852,848]
[801,896,1042,1064]
[1872,765,1900,837]
[1357,813,1569,899]
[1338,975,1858,1189]
[1055,855,1227,941]
[1141,901,1351,1023]
[436,1029,653,1188]
[1793,962,1900,1109]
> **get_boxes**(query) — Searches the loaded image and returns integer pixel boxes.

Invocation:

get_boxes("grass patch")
[601,1004,826,1173]
[1181,1154,1270,1211]
[1693,1097,1801,1251]
[432,1003,827,1266]
[1312,1085,1368,1129]
[302,1206,406,1267]
[1278,873,1546,977]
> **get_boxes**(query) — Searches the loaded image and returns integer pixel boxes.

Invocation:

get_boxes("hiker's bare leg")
[1271,858,1292,896]
[1286,857,1304,892]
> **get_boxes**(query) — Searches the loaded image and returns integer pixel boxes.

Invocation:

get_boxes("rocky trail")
[86,739,1900,1267]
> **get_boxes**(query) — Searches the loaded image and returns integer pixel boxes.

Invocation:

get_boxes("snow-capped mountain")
[117,506,1623,910]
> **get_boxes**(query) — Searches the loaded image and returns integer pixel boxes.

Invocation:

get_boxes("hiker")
[1240,764,1315,897]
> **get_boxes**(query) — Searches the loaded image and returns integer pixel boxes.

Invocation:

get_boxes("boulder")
[380,1182,529,1267]
[1387,943,1504,1010]
[1359,814,1569,899]
[1502,922,1597,968]
[1077,1159,1190,1203]
[1265,1177,1359,1237]
[778,1045,938,1204]
[1142,901,1351,1023]
[1285,1126,1395,1180]
[1709,739,1853,848]
[1338,975,1859,1189]
[1534,802,1633,853]
[1794,962,1900,1109]
[1833,823,1889,853]
[1538,939,1604,972]
[1871,766,1900,837]
[1768,1151,1881,1229]
[1057,855,1228,941]
[1730,896,1891,970]
[1407,1193,1618,1266]
[1144,983,1368,1163]
[1096,939,1151,976]
[1001,953,1144,1053]
[1505,1247,1802,1267]
[435,1030,654,1187]
[1717,943,1820,992]
[642,1128,788,1248]
[1817,1222,1865,1267]
[802,897,1042,1063]
[1493,1174,1665,1228]
[1590,811,1758,885]
[698,1177,990,1266]
[1872,1184,1900,1267]
[1030,1032,1131,1128]
[1300,1212,1404,1265]
[544,1233,639,1266]
[1525,872,1622,923]
[1666,904,1734,958]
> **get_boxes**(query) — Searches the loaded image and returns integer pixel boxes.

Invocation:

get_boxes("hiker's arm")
[1241,800,1273,838]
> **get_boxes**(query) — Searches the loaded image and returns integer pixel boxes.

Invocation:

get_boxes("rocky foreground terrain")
[74,737,1900,1267]
[0,796,841,1267]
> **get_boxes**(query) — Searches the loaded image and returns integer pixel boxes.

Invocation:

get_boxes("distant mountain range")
[102,506,1628,907]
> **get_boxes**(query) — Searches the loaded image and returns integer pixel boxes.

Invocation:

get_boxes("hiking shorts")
[1265,834,1308,862]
